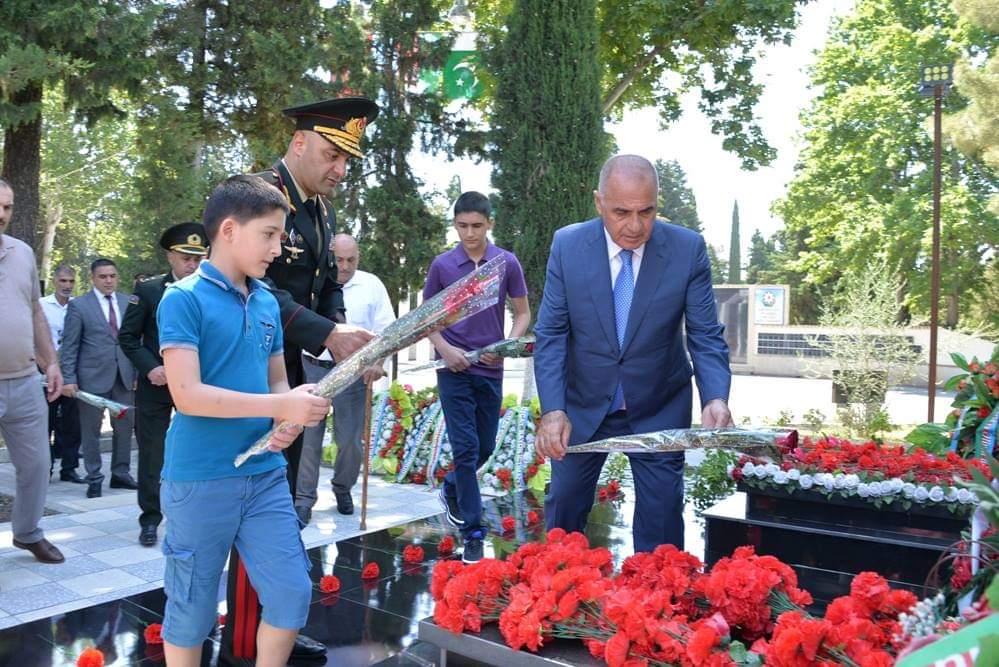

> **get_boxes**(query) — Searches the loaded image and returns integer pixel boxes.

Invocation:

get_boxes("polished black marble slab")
[419,618,601,667]
[704,492,950,606]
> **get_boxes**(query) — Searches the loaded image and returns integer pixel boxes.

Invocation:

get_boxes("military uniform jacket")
[118,273,174,401]
[254,162,345,378]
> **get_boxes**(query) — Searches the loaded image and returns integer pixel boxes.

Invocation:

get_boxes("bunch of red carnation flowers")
[431,529,917,666]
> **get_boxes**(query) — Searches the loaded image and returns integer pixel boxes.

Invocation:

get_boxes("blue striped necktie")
[610,249,634,413]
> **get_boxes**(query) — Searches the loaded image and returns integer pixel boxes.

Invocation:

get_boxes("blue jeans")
[437,371,502,538]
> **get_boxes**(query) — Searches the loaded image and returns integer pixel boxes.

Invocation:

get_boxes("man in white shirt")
[296,234,395,522]
[60,258,137,498]
[39,265,85,483]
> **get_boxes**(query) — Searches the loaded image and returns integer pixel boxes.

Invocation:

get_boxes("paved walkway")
[0,450,443,630]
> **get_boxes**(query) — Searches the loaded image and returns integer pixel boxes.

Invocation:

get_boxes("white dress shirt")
[308,270,395,362]
[39,294,71,350]
[93,288,121,326]
[604,227,645,287]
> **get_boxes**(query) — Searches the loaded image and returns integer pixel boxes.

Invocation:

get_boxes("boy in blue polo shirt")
[425,191,530,563]
[157,176,330,666]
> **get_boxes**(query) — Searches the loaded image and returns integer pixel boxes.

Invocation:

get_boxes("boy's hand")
[278,384,331,428]
[268,423,304,451]
[440,343,471,372]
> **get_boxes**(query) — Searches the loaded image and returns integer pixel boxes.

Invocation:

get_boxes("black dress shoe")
[60,470,86,484]
[109,474,138,490]
[290,633,327,662]
[139,525,158,547]
[86,482,102,498]
[334,491,354,515]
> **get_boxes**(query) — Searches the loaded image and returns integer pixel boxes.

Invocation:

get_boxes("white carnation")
[833,474,847,489]
[889,478,904,492]
[844,474,860,489]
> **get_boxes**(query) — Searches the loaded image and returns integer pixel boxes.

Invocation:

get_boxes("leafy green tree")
[0,0,156,250]
[707,244,728,286]
[343,0,453,315]
[745,229,777,284]
[771,0,999,326]
[727,201,741,283]
[489,0,608,308]
[655,159,701,231]
[473,0,806,168]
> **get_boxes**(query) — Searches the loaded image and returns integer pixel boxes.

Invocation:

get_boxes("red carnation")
[687,626,722,665]
[604,631,630,667]
[361,562,380,579]
[526,510,540,525]
[403,545,425,564]
[217,614,226,627]
[978,406,992,419]
[501,516,516,532]
[320,575,341,593]
[143,623,163,645]
[438,535,455,556]
[77,648,105,667]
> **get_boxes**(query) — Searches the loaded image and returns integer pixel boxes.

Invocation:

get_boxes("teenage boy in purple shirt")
[424,191,531,563]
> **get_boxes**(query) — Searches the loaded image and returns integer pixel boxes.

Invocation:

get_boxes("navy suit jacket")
[534,217,731,446]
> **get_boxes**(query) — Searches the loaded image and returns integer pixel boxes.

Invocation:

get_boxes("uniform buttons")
[315,269,320,277]
[286,258,292,264]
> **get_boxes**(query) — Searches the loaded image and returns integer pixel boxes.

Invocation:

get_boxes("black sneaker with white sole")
[438,488,465,528]
[462,529,485,564]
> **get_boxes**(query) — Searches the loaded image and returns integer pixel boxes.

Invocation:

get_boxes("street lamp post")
[918,63,953,423]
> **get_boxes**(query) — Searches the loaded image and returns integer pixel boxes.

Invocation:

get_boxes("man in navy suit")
[534,154,732,553]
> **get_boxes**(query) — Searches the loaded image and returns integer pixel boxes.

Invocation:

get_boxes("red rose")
[978,406,992,419]
[320,575,341,593]
[438,535,455,556]
[403,545,425,564]
[361,562,380,579]
[77,648,105,667]
[143,623,163,645]
[502,516,516,532]
[526,510,540,525]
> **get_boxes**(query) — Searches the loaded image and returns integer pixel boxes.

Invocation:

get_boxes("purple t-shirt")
[423,242,527,379]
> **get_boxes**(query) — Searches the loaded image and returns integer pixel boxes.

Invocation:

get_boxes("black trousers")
[48,393,81,473]
[135,382,172,528]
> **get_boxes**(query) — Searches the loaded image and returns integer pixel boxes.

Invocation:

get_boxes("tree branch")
[601,44,664,115]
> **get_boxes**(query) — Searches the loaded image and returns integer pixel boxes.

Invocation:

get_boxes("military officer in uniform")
[118,223,206,547]
[221,97,379,666]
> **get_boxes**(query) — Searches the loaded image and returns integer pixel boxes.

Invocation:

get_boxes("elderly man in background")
[0,178,65,564]
[533,155,732,554]
[60,258,137,499]
[39,264,85,483]
[296,233,394,523]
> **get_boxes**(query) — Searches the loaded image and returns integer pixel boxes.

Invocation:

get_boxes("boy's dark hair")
[454,191,491,219]
[203,175,290,241]
[90,258,117,274]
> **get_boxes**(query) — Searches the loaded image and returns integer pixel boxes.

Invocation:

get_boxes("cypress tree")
[727,200,741,283]
[490,0,608,308]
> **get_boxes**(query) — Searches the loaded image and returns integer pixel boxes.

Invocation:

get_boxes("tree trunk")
[946,292,959,328]
[39,194,62,287]
[1,81,44,252]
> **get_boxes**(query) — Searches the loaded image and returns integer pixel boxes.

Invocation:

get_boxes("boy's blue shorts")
[160,466,312,647]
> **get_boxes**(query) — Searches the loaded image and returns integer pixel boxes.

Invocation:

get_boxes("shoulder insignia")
[128,294,140,305]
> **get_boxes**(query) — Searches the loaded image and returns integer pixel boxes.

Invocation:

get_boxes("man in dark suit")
[118,223,206,547]
[222,97,379,666]
[534,154,733,553]
[60,258,137,499]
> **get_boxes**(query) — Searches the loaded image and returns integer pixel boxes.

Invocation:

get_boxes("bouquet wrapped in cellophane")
[403,334,535,374]
[235,254,507,467]
[567,427,798,460]
[43,381,131,419]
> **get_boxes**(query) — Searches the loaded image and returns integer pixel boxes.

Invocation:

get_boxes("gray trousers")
[0,374,50,543]
[296,357,367,509]
[79,376,134,484]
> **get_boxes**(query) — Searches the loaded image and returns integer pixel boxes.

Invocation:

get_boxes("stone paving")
[0,449,444,630]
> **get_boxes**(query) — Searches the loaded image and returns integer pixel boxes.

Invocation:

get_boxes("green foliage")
[686,449,739,514]
[810,258,920,439]
[707,243,728,285]
[655,159,701,232]
[770,0,999,326]
[489,0,608,308]
[774,409,795,427]
[728,200,741,283]
[0,0,157,248]
[745,229,778,284]
[802,408,826,433]
[601,452,630,484]
[343,0,452,310]
[473,0,805,169]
